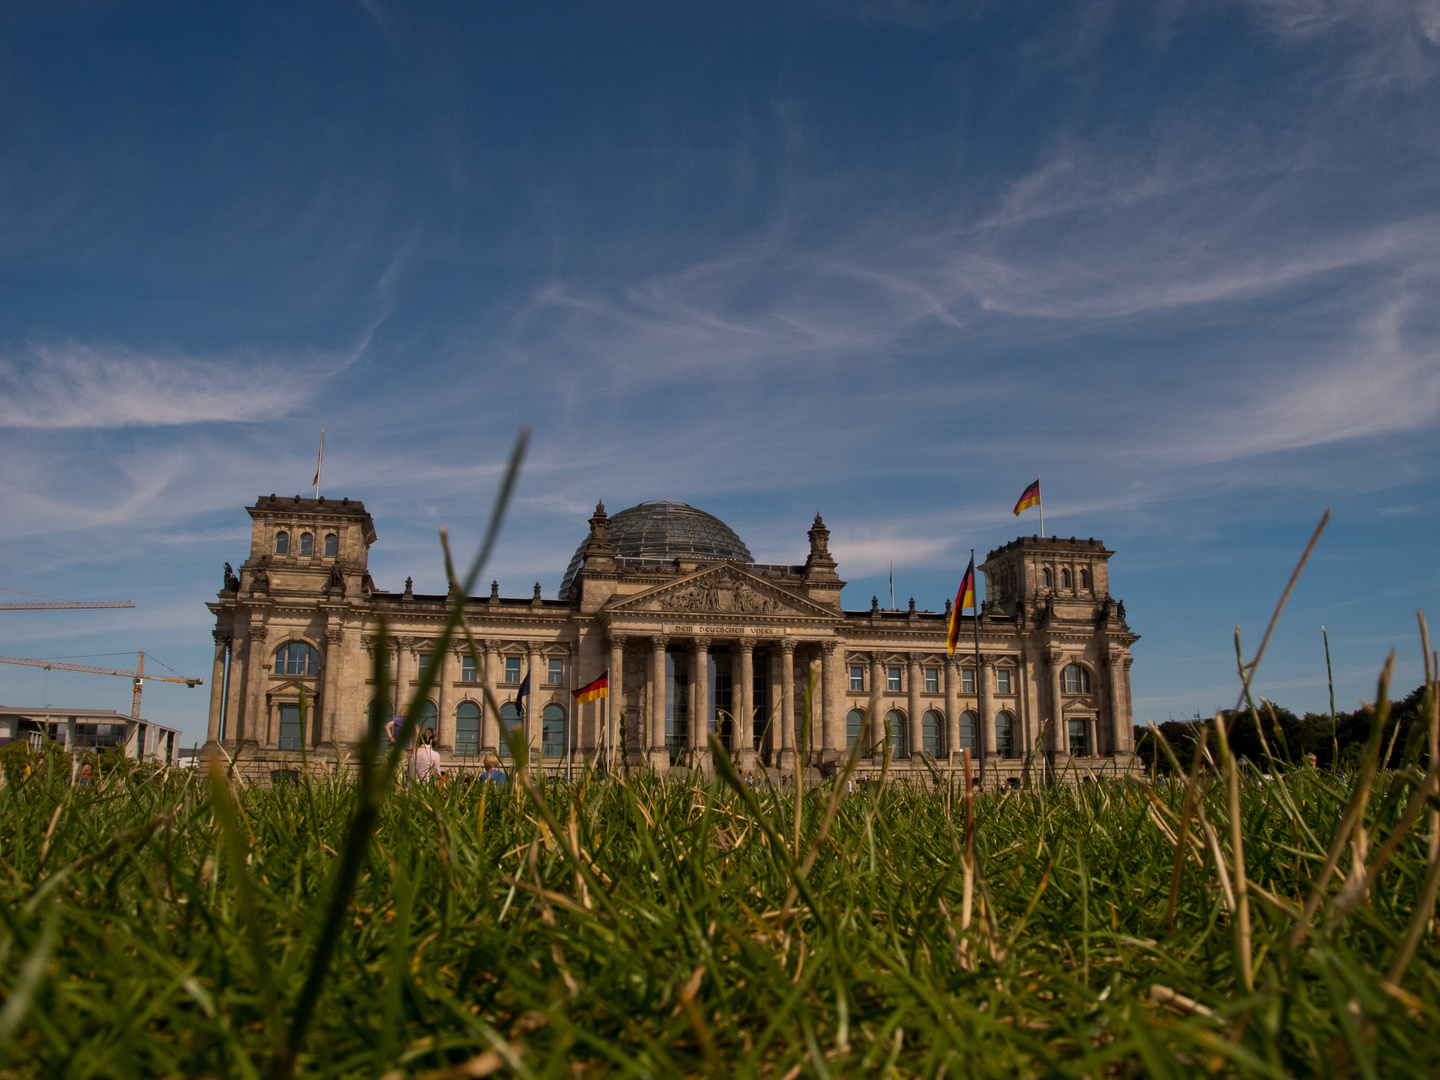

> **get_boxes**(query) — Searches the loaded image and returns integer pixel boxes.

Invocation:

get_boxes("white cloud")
[0,341,360,429]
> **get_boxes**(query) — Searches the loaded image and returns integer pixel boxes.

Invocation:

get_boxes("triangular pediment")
[606,565,839,620]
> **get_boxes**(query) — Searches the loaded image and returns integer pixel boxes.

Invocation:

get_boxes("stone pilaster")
[607,632,626,766]
[820,641,839,755]
[245,622,270,747]
[481,641,499,752]
[907,651,923,760]
[322,626,344,746]
[944,656,960,763]
[527,642,544,762]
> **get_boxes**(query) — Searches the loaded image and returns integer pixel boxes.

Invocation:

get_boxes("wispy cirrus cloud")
[0,340,364,429]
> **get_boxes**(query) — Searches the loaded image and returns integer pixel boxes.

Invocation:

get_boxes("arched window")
[995,711,1015,757]
[885,709,906,758]
[274,530,290,555]
[418,700,437,731]
[922,710,943,756]
[369,698,392,750]
[846,708,866,748]
[498,702,522,756]
[1063,664,1091,694]
[455,702,481,756]
[1079,568,1091,590]
[299,532,314,556]
[323,533,338,557]
[542,704,566,758]
[273,641,319,676]
[1041,567,1053,588]
[958,709,977,751]
[1060,567,1071,589]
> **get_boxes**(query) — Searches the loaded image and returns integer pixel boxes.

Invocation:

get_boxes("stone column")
[736,641,754,772]
[607,633,625,766]
[206,631,229,744]
[393,640,411,720]
[943,657,960,763]
[1047,649,1066,754]
[224,625,247,744]
[437,645,458,751]
[691,637,710,769]
[321,626,344,746]
[907,651,923,760]
[778,639,796,773]
[527,642,544,762]
[979,655,996,762]
[648,636,669,773]
[1107,649,1125,756]
[1122,658,1135,753]
[481,641,499,752]
[1086,716,1098,759]
[868,654,884,757]
[245,622,270,747]
[820,641,839,756]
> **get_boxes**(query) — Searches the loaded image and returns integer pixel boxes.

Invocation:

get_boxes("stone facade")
[205,495,1140,785]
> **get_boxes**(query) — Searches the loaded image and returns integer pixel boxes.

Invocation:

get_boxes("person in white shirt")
[408,726,442,782]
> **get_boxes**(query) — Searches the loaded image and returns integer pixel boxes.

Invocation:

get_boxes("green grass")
[0,742,1436,1078]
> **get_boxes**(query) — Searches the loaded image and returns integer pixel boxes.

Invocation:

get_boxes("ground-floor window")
[455,702,480,756]
[278,704,302,750]
[995,711,1015,757]
[885,709,907,758]
[499,702,522,756]
[922,710,943,756]
[542,704,566,757]
[957,709,977,752]
[846,708,865,748]
[1068,718,1088,756]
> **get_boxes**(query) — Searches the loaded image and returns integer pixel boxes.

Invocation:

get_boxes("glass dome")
[560,500,753,598]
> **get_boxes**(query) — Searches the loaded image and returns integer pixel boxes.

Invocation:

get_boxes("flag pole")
[890,561,895,611]
[972,547,984,790]
[313,429,325,499]
[1037,476,1043,537]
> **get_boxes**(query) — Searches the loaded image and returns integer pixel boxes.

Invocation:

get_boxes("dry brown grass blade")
[1289,652,1394,949]
[1212,712,1253,991]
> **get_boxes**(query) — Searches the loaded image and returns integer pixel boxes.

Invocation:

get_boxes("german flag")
[572,671,608,704]
[1013,479,1041,516]
[946,557,976,655]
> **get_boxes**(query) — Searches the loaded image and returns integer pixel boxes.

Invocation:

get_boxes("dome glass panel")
[560,500,752,598]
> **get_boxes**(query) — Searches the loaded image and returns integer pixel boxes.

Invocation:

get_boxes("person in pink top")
[408,726,442,782]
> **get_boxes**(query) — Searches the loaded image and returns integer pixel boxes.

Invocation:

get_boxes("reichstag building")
[204,496,1140,783]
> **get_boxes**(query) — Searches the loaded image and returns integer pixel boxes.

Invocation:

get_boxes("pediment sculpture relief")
[653,572,785,615]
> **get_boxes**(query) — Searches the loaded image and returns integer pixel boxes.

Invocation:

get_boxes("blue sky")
[2,0,1438,743]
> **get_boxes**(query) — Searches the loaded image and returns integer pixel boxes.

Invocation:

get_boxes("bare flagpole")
[890,561,895,611]
[312,429,325,499]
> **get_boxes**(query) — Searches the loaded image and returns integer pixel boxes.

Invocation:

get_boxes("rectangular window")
[461,654,477,682]
[961,667,975,694]
[924,667,939,693]
[887,666,901,693]
[547,658,564,685]
[416,652,434,679]
[278,705,302,751]
[504,656,521,684]
[849,665,864,692]
[996,668,1013,694]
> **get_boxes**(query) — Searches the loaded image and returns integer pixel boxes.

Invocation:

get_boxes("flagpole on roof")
[312,429,324,499]
[890,561,895,611]
[1038,477,1043,538]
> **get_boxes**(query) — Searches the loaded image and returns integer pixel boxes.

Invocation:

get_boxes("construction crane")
[0,587,134,612]
[0,652,201,718]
